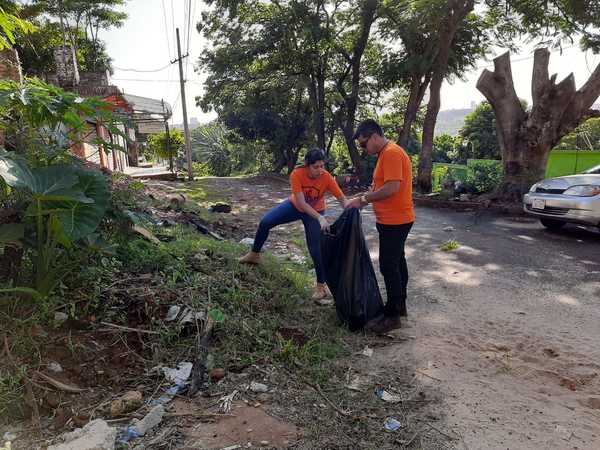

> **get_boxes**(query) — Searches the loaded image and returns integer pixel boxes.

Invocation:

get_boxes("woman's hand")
[318,215,330,231]
[345,197,364,209]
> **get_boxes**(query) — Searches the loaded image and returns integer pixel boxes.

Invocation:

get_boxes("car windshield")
[583,164,600,174]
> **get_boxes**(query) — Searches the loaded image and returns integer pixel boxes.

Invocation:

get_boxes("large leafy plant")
[0,151,109,296]
[0,79,126,298]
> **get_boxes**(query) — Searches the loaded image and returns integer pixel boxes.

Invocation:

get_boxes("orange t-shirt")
[372,142,415,225]
[289,167,344,212]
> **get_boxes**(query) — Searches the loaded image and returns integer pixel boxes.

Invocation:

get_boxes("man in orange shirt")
[346,119,415,333]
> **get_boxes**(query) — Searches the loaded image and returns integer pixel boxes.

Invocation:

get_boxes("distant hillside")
[435,108,473,136]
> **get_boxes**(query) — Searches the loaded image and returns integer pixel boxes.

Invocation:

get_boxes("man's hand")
[318,215,330,231]
[345,197,364,209]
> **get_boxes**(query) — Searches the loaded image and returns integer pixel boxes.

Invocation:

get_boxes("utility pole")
[174,28,193,181]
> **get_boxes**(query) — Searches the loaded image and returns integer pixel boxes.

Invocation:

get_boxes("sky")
[100,0,600,125]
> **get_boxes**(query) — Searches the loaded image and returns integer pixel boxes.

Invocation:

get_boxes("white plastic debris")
[54,312,68,323]
[131,405,164,436]
[162,362,193,385]
[375,387,403,403]
[249,382,269,393]
[361,346,374,358]
[239,238,254,246]
[165,306,181,322]
[48,362,63,373]
[443,226,455,232]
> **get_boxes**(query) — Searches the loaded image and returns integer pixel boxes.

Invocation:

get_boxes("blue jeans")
[252,199,326,283]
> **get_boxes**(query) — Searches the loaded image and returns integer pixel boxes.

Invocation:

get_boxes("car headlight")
[563,185,600,197]
[529,183,540,192]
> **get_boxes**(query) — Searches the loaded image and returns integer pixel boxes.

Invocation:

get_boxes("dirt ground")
[3,175,598,450]
[163,176,600,450]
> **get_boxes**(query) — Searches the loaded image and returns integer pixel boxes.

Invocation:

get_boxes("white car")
[523,164,600,230]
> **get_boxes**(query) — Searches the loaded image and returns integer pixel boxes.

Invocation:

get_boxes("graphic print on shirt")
[302,186,322,208]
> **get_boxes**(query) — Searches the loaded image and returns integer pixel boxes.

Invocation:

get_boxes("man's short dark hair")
[353,119,383,140]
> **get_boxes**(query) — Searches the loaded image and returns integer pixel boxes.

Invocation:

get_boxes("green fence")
[545,151,600,178]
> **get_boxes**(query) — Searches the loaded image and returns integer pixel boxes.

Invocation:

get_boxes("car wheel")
[540,218,566,229]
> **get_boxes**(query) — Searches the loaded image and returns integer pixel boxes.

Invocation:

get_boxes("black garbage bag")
[321,208,384,331]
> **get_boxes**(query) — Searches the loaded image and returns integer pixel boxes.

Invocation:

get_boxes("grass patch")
[440,239,460,251]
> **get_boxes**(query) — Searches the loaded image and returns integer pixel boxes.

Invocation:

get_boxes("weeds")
[440,239,460,251]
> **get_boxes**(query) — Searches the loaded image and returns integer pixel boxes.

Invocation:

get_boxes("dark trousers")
[376,222,413,318]
[252,199,326,283]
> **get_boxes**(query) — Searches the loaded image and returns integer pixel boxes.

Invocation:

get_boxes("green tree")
[555,117,600,151]
[147,130,185,170]
[459,101,500,160]
[432,134,459,162]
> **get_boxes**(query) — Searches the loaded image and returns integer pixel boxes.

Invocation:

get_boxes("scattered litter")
[132,225,161,244]
[0,442,11,450]
[218,390,239,413]
[164,306,205,328]
[443,226,455,232]
[162,362,193,385]
[209,203,232,213]
[48,362,63,373]
[222,446,242,450]
[259,441,270,447]
[375,387,403,403]
[110,391,143,418]
[209,368,226,382]
[288,254,306,264]
[132,405,164,436]
[249,382,269,393]
[54,312,68,323]
[48,419,117,450]
[345,375,369,392]
[239,238,254,246]
[361,346,373,358]
[383,417,403,432]
[314,297,333,306]
[149,362,193,406]
[2,433,16,442]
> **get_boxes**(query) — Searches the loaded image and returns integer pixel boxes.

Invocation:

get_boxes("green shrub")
[466,159,503,193]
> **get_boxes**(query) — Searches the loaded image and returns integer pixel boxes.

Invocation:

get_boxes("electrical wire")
[161,0,172,60]
[113,62,172,73]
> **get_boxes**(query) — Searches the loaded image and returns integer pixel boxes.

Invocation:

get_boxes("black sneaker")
[371,316,401,334]
[365,314,384,331]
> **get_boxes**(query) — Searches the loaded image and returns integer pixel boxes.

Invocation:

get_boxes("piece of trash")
[162,362,193,385]
[314,297,333,306]
[48,362,63,373]
[218,390,239,413]
[346,375,369,392]
[132,405,164,436]
[249,382,269,393]
[209,368,226,382]
[209,203,232,213]
[222,446,242,450]
[361,346,373,357]
[48,419,117,450]
[53,312,68,323]
[384,417,403,432]
[375,387,403,403]
[443,226,454,232]
[2,432,16,442]
[132,225,161,244]
[239,237,254,246]
[110,391,143,418]
[165,305,181,321]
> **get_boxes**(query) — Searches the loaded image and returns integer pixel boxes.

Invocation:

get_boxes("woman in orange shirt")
[239,149,348,300]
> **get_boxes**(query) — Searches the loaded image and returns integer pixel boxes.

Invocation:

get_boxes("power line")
[161,0,172,60]
[113,62,172,73]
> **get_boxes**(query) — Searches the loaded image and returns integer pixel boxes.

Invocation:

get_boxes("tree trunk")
[477,49,600,201]
[398,74,431,148]
[417,75,442,192]
[308,74,326,150]
[417,0,475,193]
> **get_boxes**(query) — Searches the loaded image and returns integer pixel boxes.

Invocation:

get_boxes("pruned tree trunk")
[417,0,474,193]
[477,48,600,201]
